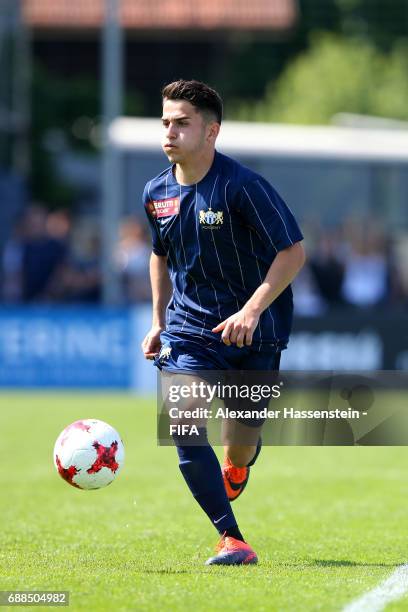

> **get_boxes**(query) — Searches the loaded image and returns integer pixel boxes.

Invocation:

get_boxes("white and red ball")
[53,419,125,490]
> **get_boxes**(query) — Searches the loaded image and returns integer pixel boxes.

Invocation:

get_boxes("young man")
[142,80,305,565]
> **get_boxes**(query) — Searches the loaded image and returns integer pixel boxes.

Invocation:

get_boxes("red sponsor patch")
[147,197,180,218]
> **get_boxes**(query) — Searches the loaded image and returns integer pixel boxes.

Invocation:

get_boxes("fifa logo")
[199,208,223,229]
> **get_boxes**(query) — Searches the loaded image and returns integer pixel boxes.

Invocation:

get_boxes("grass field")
[2,393,408,611]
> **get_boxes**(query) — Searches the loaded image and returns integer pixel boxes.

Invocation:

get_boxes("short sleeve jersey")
[144,150,303,350]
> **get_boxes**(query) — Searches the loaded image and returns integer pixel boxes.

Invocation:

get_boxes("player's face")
[161,99,211,163]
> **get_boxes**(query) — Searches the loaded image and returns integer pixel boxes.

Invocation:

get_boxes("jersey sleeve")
[237,177,303,254]
[143,184,167,256]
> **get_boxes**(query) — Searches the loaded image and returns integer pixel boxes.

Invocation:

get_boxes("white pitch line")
[343,564,408,612]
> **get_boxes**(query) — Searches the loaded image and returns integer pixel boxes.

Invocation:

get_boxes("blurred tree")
[216,40,288,102]
[298,0,408,50]
[226,0,408,118]
[335,0,408,50]
[221,2,340,117]
[298,0,341,37]
[233,34,408,124]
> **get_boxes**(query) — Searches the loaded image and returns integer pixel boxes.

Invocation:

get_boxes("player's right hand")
[141,326,163,360]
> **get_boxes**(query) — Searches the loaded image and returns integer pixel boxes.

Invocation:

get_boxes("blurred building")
[24,0,297,29]
[23,0,297,116]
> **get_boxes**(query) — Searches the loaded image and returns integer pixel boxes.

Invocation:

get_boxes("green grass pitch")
[1,393,408,611]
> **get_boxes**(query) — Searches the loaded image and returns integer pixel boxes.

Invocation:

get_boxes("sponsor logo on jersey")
[199,208,223,229]
[148,197,180,218]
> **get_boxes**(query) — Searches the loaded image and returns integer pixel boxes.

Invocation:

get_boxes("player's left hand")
[212,307,260,348]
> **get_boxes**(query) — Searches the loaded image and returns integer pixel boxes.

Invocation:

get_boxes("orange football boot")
[222,455,250,501]
[205,535,258,565]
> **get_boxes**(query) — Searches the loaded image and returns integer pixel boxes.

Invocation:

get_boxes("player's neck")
[175,149,215,186]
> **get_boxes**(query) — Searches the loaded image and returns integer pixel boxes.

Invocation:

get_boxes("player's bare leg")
[225,444,258,467]
[221,420,263,502]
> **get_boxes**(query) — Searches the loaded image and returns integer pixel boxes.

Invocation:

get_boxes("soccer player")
[142,80,305,565]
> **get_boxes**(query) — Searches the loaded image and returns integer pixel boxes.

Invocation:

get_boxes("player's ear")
[206,121,220,142]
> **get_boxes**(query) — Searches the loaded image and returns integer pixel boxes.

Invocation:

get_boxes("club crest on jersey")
[159,345,172,362]
[199,208,223,229]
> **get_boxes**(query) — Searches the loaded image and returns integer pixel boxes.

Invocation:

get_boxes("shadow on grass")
[313,559,395,568]
[124,560,397,573]
[138,568,248,575]
[138,569,224,575]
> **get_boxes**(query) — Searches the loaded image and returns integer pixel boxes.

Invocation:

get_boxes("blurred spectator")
[4,204,69,303]
[309,232,345,308]
[51,220,101,303]
[393,234,408,304]
[292,265,326,316]
[2,222,24,303]
[2,206,103,304]
[3,207,407,310]
[46,209,71,241]
[341,221,389,307]
[116,218,151,303]
[292,218,407,313]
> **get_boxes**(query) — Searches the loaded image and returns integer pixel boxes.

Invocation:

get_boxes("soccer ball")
[53,419,125,490]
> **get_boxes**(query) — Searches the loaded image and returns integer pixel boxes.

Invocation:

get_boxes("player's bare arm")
[212,241,306,347]
[141,252,172,360]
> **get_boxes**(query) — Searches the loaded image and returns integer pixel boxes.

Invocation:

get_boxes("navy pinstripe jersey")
[143,150,303,350]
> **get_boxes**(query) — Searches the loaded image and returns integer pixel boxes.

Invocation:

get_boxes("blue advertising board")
[0,306,156,390]
[0,307,404,389]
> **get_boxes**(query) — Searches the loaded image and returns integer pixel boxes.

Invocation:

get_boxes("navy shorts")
[154,330,281,372]
[155,331,281,430]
